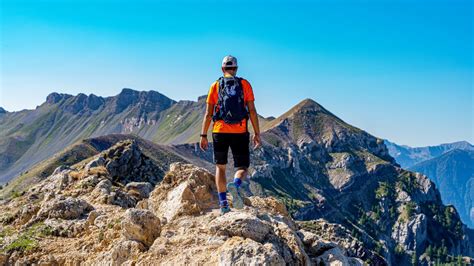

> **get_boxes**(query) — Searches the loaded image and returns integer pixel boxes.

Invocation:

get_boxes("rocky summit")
[0,140,367,265]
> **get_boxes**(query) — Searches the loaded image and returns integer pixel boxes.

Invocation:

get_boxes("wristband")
[200,134,207,137]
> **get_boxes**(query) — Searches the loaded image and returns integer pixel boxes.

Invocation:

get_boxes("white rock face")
[391,213,427,251]
[411,172,439,203]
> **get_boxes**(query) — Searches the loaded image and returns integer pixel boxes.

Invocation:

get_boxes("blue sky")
[0,0,472,146]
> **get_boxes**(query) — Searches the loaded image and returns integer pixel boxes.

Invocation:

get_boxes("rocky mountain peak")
[88,139,163,186]
[113,88,175,114]
[0,107,6,114]
[197,95,208,102]
[261,98,395,164]
[60,93,105,114]
[297,98,325,110]
[46,92,73,104]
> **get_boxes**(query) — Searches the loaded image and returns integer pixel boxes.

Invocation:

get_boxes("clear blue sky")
[0,0,472,146]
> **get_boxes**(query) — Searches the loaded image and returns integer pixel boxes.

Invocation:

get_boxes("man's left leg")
[226,132,250,209]
[232,132,250,188]
[233,167,247,188]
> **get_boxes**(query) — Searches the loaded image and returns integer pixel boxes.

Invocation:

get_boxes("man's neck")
[223,72,235,77]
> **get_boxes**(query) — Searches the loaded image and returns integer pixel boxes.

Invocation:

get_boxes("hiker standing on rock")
[199,55,261,215]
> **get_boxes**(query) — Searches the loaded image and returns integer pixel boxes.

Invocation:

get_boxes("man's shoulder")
[210,80,219,88]
[237,77,251,85]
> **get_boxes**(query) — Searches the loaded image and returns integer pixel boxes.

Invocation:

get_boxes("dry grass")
[88,166,108,177]
[69,166,108,181]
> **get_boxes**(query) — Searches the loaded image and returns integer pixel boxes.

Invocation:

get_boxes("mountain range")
[408,149,474,229]
[384,140,474,169]
[384,140,474,229]
[0,88,272,183]
[1,88,473,265]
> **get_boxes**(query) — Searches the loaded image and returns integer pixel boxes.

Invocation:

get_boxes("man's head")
[221,55,238,76]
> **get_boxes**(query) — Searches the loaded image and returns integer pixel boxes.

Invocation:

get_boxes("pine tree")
[436,246,443,260]
[411,250,418,266]
[444,207,452,227]
[425,245,433,258]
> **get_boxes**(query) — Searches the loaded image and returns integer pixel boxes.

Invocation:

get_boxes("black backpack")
[212,76,249,125]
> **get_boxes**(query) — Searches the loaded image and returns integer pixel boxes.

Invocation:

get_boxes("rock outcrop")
[121,208,161,247]
[0,142,368,265]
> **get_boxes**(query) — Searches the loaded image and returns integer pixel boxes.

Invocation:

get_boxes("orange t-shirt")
[206,75,255,133]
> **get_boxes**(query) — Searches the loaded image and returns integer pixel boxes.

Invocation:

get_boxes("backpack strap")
[212,77,224,122]
[236,77,250,133]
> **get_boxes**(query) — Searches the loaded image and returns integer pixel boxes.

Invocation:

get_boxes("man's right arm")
[199,103,214,151]
[201,103,214,135]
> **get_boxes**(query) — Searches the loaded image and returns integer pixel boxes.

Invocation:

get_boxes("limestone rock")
[316,246,363,266]
[209,211,273,242]
[148,163,217,221]
[35,196,93,221]
[121,208,161,247]
[95,240,145,266]
[84,156,106,172]
[15,204,40,225]
[102,140,162,185]
[247,196,289,217]
[218,237,286,266]
[125,182,154,199]
[391,213,427,252]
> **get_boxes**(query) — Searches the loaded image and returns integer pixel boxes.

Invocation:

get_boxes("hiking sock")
[233,177,242,189]
[218,191,228,207]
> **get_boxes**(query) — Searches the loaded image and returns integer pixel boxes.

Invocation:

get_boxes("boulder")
[85,156,106,172]
[121,208,161,247]
[316,246,363,266]
[247,196,289,217]
[35,196,93,221]
[209,211,273,242]
[95,240,145,266]
[126,182,154,199]
[148,163,217,221]
[218,237,285,266]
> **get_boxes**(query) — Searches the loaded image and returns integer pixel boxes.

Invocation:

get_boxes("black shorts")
[212,132,250,168]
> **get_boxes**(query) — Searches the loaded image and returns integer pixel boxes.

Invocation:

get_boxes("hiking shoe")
[220,205,231,215]
[227,182,244,209]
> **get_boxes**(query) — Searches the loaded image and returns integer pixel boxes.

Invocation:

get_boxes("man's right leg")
[212,133,230,213]
[215,164,228,207]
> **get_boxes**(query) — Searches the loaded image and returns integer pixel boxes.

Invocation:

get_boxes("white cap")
[222,55,238,68]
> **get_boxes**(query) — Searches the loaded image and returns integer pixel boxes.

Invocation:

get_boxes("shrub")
[395,244,405,256]
[375,182,392,199]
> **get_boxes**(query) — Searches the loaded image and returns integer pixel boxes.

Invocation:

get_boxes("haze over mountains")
[0,88,473,264]
[384,140,474,169]
[385,140,474,229]
[409,149,474,229]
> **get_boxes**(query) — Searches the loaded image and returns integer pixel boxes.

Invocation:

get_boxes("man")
[200,55,261,215]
